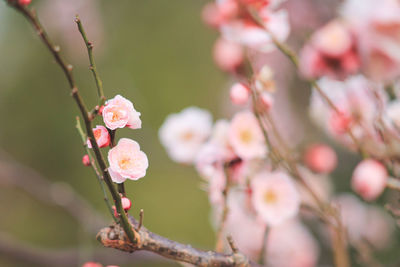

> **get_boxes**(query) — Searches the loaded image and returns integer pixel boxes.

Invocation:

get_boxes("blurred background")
[0,0,397,266]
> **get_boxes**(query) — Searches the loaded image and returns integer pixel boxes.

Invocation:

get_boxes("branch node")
[227,235,238,254]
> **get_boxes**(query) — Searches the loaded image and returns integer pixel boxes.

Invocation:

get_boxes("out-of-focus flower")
[102,95,141,130]
[87,125,110,148]
[107,138,148,183]
[299,20,360,80]
[351,159,387,201]
[82,263,102,267]
[223,189,267,260]
[333,194,367,243]
[82,154,91,167]
[159,107,212,163]
[341,0,400,82]
[364,206,394,250]
[213,37,244,72]
[229,111,267,159]
[266,219,320,267]
[251,170,300,226]
[304,143,337,174]
[258,92,274,111]
[230,82,250,105]
[309,76,388,156]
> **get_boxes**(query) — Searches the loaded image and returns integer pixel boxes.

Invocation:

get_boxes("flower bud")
[230,83,249,105]
[304,144,337,174]
[82,154,91,167]
[121,197,132,211]
[213,38,244,72]
[18,0,31,6]
[352,159,387,201]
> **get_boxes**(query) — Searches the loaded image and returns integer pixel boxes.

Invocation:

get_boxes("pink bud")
[304,144,337,174]
[82,262,102,267]
[87,125,110,148]
[213,38,244,72]
[98,105,104,115]
[82,154,91,167]
[230,83,249,105]
[18,0,31,6]
[121,197,132,211]
[352,159,387,201]
[259,92,274,111]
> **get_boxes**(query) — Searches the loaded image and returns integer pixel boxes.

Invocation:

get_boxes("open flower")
[251,171,300,226]
[229,111,267,159]
[107,138,148,183]
[87,125,110,148]
[159,107,212,163]
[102,95,141,130]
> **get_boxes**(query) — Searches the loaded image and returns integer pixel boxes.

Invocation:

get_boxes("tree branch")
[97,216,260,267]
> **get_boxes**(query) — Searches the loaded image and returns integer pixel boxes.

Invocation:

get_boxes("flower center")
[94,129,102,139]
[240,130,252,144]
[181,131,194,141]
[264,190,277,204]
[119,157,132,170]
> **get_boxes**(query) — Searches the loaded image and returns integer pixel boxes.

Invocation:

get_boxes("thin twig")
[75,15,105,105]
[138,209,144,231]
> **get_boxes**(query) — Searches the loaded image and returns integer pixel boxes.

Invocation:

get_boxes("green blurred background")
[0,0,227,266]
[1,0,399,266]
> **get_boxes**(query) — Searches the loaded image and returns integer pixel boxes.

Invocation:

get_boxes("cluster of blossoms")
[157,0,400,265]
[83,94,148,184]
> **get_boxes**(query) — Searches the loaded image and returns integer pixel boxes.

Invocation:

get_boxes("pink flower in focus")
[351,159,387,201]
[82,154,91,167]
[229,111,267,159]
[87,125,110,148]
[82,263,102,267]
[213,38,244,72]
[102,95,141,130]
[251,171,300,226]
[159,107,212,163]
[304,143,337,174]
[299,20,360,80]
[266,220,320,267]
[107,138,148,183]
[229,82,249,105]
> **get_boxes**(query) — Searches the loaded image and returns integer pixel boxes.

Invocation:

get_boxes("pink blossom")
[229,83,250,105]
[82,154,90,167]
[18,0,31,5]
[121,197,132,211]
[304,143,337,174]
[87,125,110,148]
[333,194,368,243]
[202,2,225,28]
[213,38,244,72]
[102,95,141,130]
[229,111,267,159]
[82,263,102,267]
[251,171,300,226]
[364,206,394,250]
[351,159,387,201]
[159,107,212,163]
[299,20,360,80]
[266,220,320,267]
[340,0,400,81]
[107,138,148,183]
[222,189,266,260]
[255,65,276,93]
